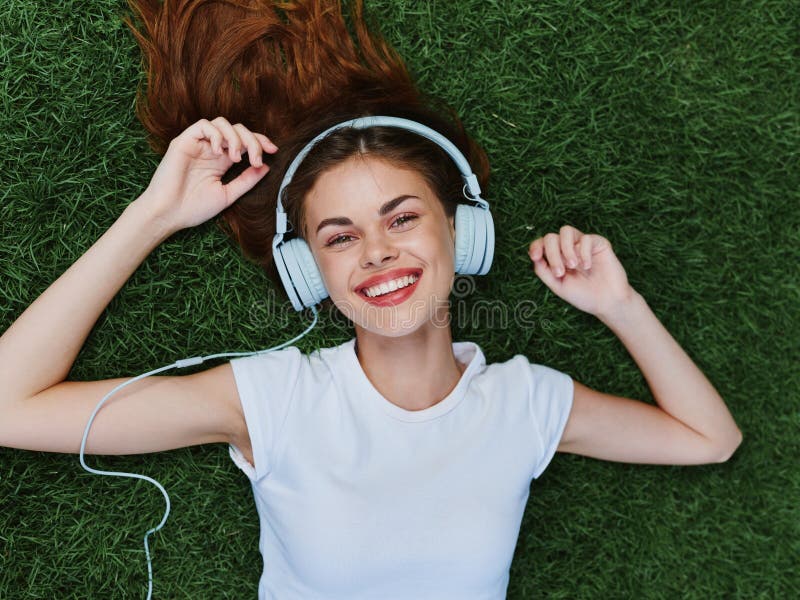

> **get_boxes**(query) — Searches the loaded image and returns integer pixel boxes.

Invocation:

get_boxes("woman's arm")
[603,291,741,456]
[560,290,742,464]
[0,117,276,456]
[0,197,171,402]
[529,226,742,464]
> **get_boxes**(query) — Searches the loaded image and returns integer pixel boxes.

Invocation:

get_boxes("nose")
[359,230,398,269]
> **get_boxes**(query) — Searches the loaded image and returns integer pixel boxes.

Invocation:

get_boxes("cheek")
[315,253,354,297]
[316,255,338,290]
[435,222,456,261]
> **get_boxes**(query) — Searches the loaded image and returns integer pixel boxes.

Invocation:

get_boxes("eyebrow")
[314,195,419,235]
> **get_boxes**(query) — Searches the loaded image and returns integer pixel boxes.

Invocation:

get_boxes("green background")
[1,0,798,597]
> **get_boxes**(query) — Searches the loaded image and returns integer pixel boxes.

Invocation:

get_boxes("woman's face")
[304,155,456,337]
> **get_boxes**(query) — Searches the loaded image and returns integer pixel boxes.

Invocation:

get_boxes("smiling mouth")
[359,272,421,298]
[353,268,421,303]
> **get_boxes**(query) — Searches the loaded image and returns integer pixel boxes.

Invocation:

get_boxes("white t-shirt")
[228,337,574,600]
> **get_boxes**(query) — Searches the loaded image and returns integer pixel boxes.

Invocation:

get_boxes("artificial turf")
[0,0,798,597]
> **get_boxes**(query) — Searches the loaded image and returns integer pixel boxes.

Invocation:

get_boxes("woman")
[0,0,742,598]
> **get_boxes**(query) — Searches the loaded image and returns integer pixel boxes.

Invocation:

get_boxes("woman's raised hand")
[140,117,278,232]
[528,225,636,320]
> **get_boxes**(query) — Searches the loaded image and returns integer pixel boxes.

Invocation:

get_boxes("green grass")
[1,0,798,597]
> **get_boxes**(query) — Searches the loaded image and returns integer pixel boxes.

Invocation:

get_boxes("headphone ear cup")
[282,238,329,309]
[295,238,329,305]
[477,207,495,275]
[454,203,494,275]
[274,241,303,311]
[453,204,474,274]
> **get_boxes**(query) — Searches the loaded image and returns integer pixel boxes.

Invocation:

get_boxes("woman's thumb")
[223,164,270,205]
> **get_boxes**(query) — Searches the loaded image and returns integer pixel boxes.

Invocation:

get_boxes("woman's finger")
[211,116,244,161]
[233,123,264,167]
[532,246,563,289]
[579,234,594,270]
[543,233,565,277]
[193,119,224,155]
[560,225,582,269]
[254,132,279,153]
[528,238,542,261]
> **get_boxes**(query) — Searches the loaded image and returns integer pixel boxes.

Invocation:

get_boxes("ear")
[447,212,456,241]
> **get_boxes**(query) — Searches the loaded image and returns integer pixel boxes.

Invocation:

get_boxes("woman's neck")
[353,323,466,412]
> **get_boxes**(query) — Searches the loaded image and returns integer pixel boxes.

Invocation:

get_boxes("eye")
[391,213,418,228]
[325,234,355,247]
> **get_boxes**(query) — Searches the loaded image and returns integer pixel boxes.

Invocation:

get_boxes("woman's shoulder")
[229,343,303,366]
[229,338,354,371]
[465,344,571,386]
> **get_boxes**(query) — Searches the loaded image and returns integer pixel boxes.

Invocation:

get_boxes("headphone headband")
[274,116,487,235]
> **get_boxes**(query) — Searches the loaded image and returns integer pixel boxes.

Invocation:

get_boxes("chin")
[339,291,452,338]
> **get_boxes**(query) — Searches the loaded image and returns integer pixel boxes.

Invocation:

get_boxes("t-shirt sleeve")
[227,345,304,482]
[528,362,575,479]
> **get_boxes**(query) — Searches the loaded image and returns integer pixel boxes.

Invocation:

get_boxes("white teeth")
[363,274,419,298]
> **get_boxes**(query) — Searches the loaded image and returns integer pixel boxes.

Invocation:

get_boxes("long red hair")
[124,0,490,286]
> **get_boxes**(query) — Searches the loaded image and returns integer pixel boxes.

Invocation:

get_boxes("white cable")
[78,305,319,599]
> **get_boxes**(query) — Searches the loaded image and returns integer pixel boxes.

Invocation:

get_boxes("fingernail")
[568,259,577,268]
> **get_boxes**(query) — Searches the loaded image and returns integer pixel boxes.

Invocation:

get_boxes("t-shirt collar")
[337,337,485,422]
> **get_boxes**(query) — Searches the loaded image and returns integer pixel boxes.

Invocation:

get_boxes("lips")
[355,268,423,296]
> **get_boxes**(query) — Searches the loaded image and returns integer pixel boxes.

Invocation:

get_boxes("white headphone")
[272,116,495,311]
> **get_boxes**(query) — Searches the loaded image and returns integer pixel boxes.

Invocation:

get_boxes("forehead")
[304,156,438,221]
